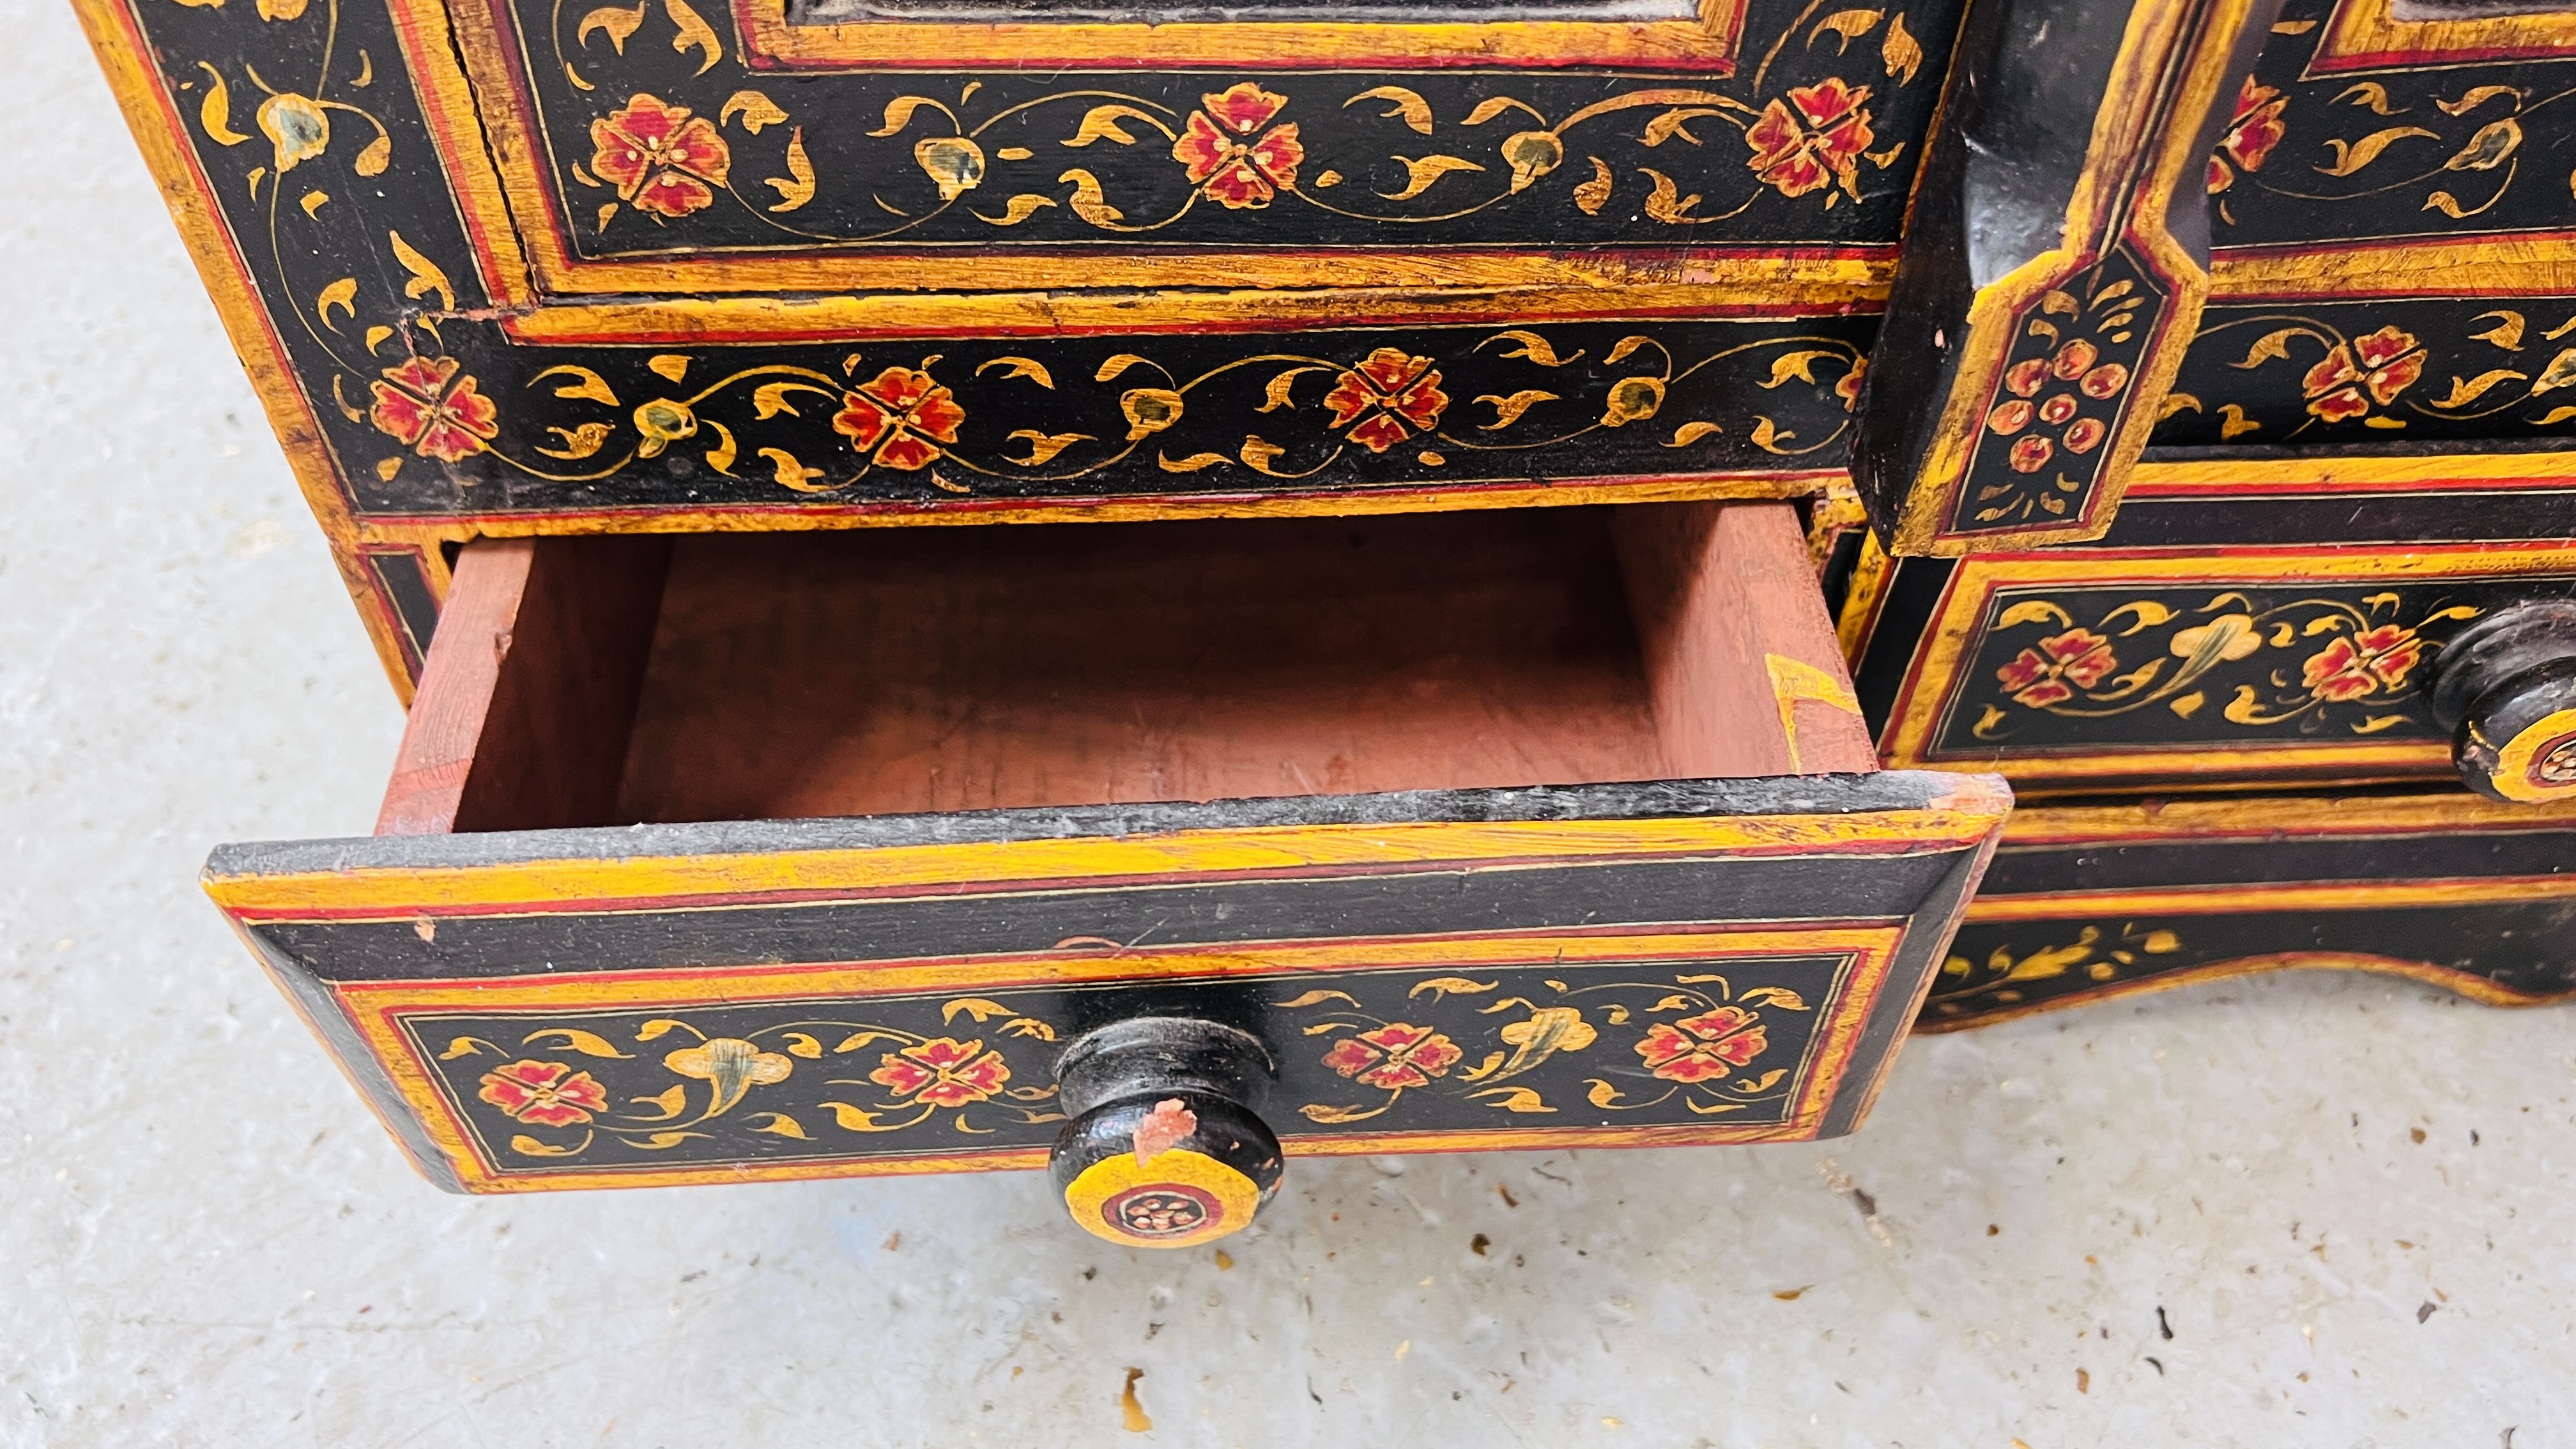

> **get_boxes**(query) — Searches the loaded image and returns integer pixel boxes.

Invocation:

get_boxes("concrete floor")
[6,3,2575,1443]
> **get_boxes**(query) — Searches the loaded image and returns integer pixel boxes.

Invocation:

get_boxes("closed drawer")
[1923,790,2576,1031]
[1849,451,2576,799]
[204,502,2005,1227]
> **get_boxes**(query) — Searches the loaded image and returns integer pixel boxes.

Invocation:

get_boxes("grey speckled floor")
[5,4,2573,1444]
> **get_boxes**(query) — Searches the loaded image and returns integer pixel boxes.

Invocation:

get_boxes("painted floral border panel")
[521,0,1958,254]
[1928,578,2536,759]
[2208,0,2576,247]
[408,956,1852,1176]
[344,318,1871,510]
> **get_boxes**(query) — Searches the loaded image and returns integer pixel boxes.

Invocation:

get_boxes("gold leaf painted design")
[1501,132,1563,192]
[868,96,945,137]
[2444,119,2520,171]
[767,128,818,211]
[1749,416,1797,452]
[523,1028,634,1059]
[1346,85,1433,135]
[532,364,619,405]
[1004,431,1091,465]
[2428,369,2529,408]
[974,195,1055,226]
[912,135,982,201]
[1273,989,1362,1009]
[2470,311,2526,350]
[720,89,788,134]
[662,1038,792,1119]
[1379,155,1484,201]
[747,1112,809,1138]
[977,356,1055,388]
[2313,126,2440,177]
[1760,349,1837,387]
[1064,104,1165,148]
[1475,389,1558,429]
[758,447,829,491]
[256,93,330,172]
[1406,977,1499,1000]
[1481,1008,1597,1085]
[314,276,356,330]
[1572,157,1613,215]
[1807,8,1882,50]
[1881,12,1921,84]
[194,64,250,146]
[575,1,645,52]
[537,422,612,459]
[661,0,723,74]
[1666,420,1722,447]
[387,230,454,311]
[1481,330,1581,367]
[1470,1087,1554,1114]
[1059,169,1124,227]
[1639,167,1703,223]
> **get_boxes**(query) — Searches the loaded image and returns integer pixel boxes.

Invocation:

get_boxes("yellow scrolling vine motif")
[1972,590,2480,741]
[1284,970,1811,1123]
[552,1,1935,239]
[362,329,1867,493]
[445,1000,1064,1160]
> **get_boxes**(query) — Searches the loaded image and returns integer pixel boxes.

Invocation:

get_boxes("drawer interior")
[378,502,1874,836]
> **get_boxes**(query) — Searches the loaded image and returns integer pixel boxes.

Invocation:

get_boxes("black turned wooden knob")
[2429,600,2576,804]
[1049,1019,1282,1250]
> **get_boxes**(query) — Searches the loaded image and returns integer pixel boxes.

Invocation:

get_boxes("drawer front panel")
[410,0,1963,291]
[335,934,1892,1190]
[205,777,2007,1192]
[245,318,1874,522]
[1857,481,2576,794]
[1920,792,2576,1029]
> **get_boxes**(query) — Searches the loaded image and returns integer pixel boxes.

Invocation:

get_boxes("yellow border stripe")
[206,806,2009,917]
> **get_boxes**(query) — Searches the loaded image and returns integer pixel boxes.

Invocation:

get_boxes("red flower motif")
[2080,363,2130,400]
[1997,627,2119,709]
[869,1037,1011,1108]
[589,94,730,220]
[1322,348,1448,452]
[1321,1022,1463,1091]
[2063,417,2108,454]
[1636,1006,1769,1084]
[2207,78,2288,195]
[832,365,966,471]
[2050,339,2098,381]
[2039,394,2079,426]
[2301,624,2423,702]
[477,1059,609,1127]
[1171,83,1305,210]
[2302,326,2426,423]
[2008,434,2055,473]
[1746,78,1875,201]
[1988,399,2034,435]
[368,356,498,462]
[2005,359,2049,397]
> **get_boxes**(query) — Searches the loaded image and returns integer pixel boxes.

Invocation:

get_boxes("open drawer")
[204,502,2006,1243]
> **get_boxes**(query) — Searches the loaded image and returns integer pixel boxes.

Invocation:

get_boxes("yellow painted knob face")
[2489,707,2576,803]
[1062,1148,1262,1250]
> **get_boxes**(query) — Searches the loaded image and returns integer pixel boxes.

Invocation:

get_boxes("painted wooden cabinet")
[78,0,2576,1242]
